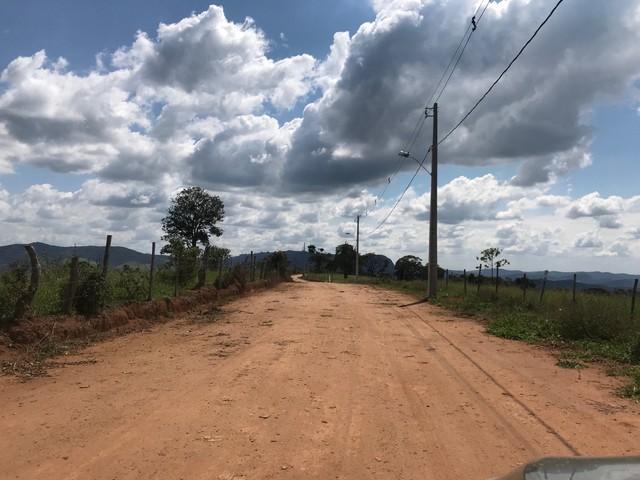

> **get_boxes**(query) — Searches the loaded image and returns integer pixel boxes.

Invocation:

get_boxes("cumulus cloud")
[1,2,639,273]
[574,231,603,249]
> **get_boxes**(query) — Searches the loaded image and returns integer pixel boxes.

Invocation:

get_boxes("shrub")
[114,265,147,303]
[74,269,110,317]
[0,264,29,326]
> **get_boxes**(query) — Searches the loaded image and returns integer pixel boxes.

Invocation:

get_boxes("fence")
[0,236,282,325]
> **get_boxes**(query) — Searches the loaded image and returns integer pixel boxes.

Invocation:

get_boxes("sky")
[0,0,639,274]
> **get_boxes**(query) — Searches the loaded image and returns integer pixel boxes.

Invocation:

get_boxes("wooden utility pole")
[355,215,360,277]
[427,103,438,298]
[102,234,112,277]
[148,242,156,301]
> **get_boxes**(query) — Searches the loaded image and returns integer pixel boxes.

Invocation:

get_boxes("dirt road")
[1,279,639,479]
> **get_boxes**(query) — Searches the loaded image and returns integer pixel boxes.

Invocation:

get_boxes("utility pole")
[355,215,360,277]
[427,103,438,298]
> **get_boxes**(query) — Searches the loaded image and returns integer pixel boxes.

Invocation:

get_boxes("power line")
[367,148,432,237]
[433,0,491,103]
[376,2,484,202]
[439,0,566,146]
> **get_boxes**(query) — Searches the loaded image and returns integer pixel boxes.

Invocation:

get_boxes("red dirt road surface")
[1,279,639,479]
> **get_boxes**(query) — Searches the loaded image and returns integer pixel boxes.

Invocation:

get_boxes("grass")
[304,272,640,399]
[0,262,225,324]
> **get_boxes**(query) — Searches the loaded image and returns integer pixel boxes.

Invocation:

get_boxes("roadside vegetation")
[303,248,640,400]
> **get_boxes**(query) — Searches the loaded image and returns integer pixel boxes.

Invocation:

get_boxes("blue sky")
[0,0,638,273]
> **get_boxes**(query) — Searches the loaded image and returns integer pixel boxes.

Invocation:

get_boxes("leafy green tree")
[334,243,356,277]
[161,187,225,248]
[307,245,330,272]
[394,255,424,281]
[266,251,289,279]
[477,248,510,279]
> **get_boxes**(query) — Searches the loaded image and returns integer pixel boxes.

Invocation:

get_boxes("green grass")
[0,263,227,324]
[304,273,640,398]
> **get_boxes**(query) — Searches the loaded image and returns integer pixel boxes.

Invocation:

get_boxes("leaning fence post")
[63,255,80,314]
[14,244,41,320]
[539,270,548,304]
[147,242,156,301]
[572,273,577,303]
[101,234,112,277]
[631,279,638,318]
[463,269,467,296]
[477,266,482,294]
[522,273,528,302]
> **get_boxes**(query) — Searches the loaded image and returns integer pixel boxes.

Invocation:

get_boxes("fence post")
[463,269,467,296]
[217,257,224,286]
[572,273,577,303]
[495,265,500,296]
[252,255,257,282]
[148,242,156,301]
[174,253,180,297]
[539,270,548,304]
[477,265,482,294]
[197,246,209,289]
[63,256,80,314]
[631,278,638,318]
[14,244,41,320]
[101,234,112,277]
[522,273,528,303]
[445,269,449,289]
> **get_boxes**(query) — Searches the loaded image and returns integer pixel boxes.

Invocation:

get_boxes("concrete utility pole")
[355,215,360,277]
[427,103,438,298]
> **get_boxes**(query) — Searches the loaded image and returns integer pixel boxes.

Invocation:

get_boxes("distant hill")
[0,242,168,270]
[451,269,638,291]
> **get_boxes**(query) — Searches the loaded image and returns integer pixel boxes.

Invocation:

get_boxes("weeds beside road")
[303,273,640,399]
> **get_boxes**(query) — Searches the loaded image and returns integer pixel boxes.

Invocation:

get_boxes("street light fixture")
[398,151,431,175]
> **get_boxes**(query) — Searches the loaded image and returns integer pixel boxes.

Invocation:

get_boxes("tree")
[394,255,424,281]
[476,248,509,279]
[266,251,289,280]
[334,243,356,277]
[161,187,225,248]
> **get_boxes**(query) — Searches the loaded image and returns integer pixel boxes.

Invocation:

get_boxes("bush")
[113,265,147,303]
[74,269,110,317]
[0,264,29,326]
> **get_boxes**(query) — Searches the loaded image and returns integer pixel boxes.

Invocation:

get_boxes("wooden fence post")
[101,234,112,277]
[14,244,41,320]
[522,273,528,303]
[445,269,449,289]
[174,253,179,297]
[148,242,156,301]
[495,265,500,296]
[539,270,548,304]
[477,266,482,294]
[197,246,209,289]
[463,269,467,296]
[63,255,80,314]
[631,278,638,318]
[572,273,577,303]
